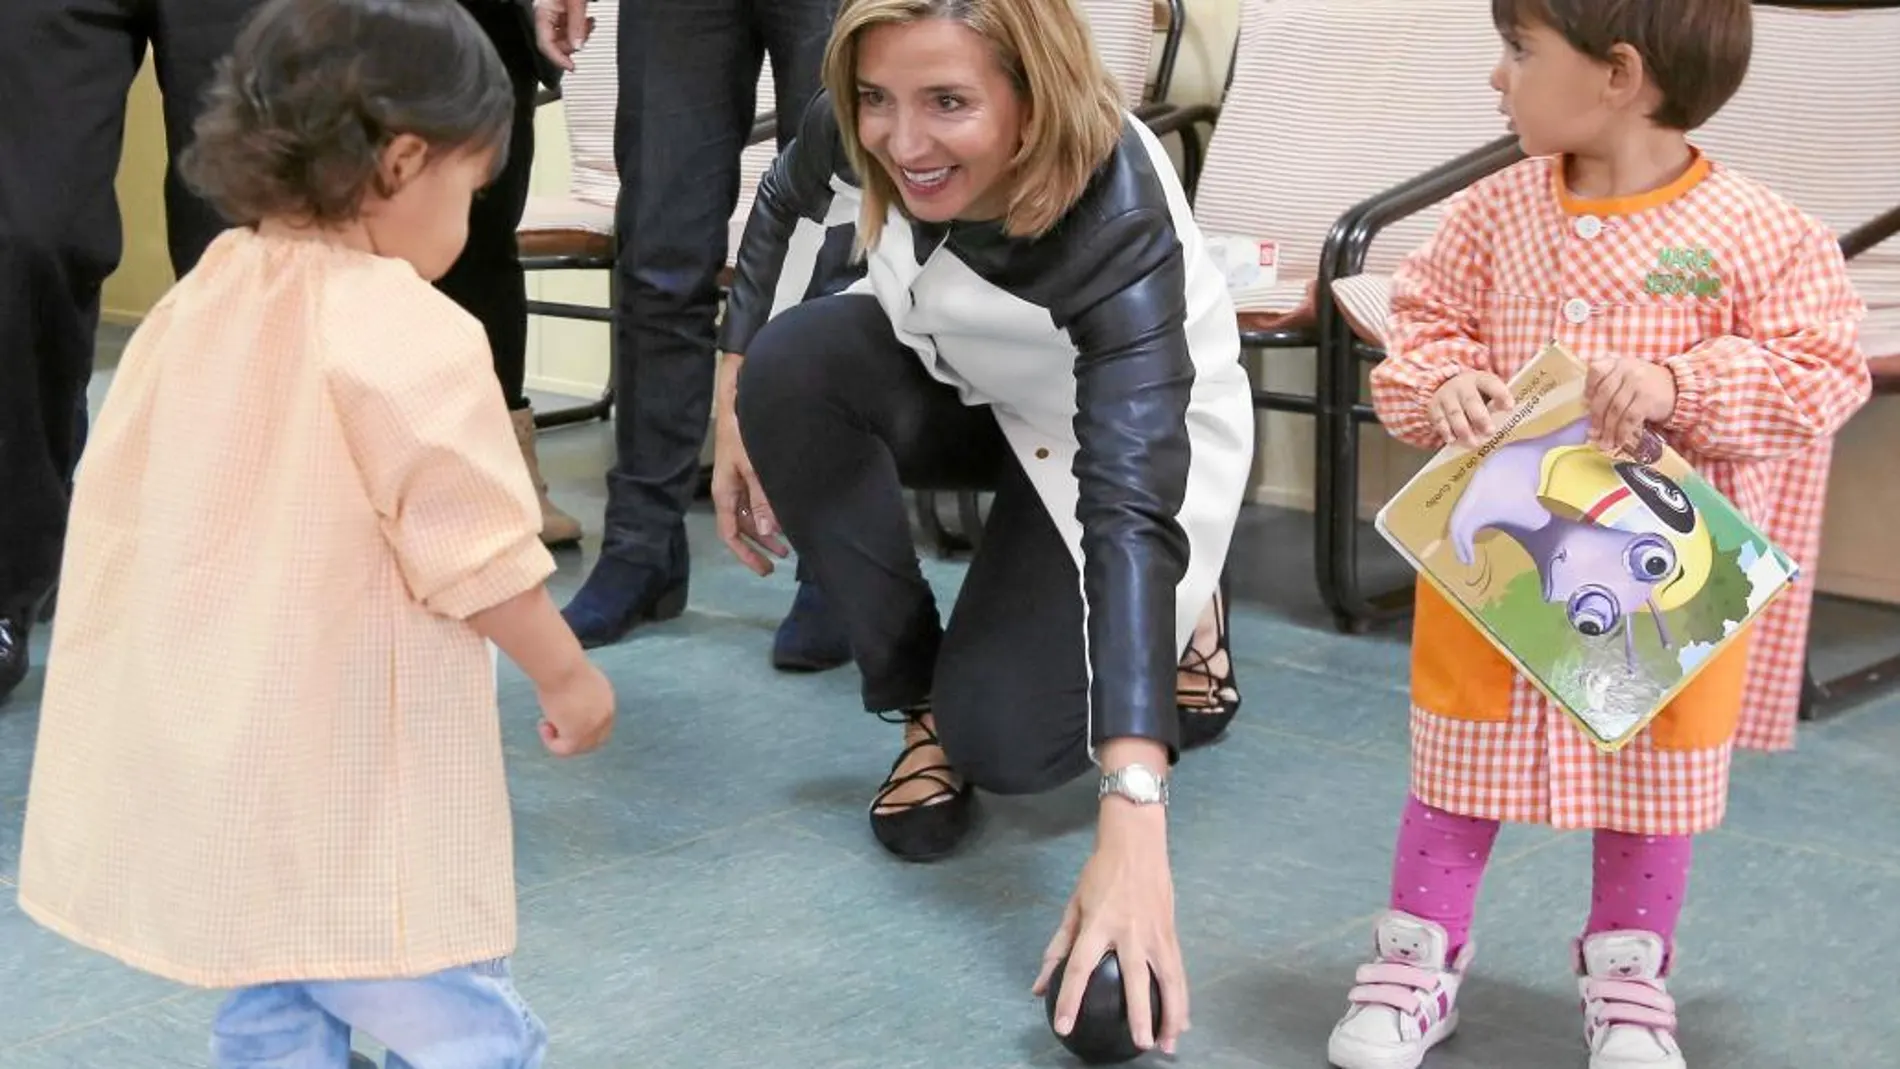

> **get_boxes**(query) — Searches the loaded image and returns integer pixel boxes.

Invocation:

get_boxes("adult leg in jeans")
[436,1,582,547]
[757,0,856,675]
[561,0,839,649]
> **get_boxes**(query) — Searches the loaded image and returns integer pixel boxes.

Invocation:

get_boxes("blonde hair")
[822,0,1125,254]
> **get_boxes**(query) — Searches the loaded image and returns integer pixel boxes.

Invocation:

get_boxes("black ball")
[1043,950,1163,1065]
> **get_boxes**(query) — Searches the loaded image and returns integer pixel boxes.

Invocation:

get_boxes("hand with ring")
[711,355,788,575]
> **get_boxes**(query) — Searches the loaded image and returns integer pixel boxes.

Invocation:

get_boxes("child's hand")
[1429,370,1514,449]
[537,662,616,757]
[1585,357,1677,454]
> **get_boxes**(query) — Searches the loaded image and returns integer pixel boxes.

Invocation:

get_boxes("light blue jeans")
[210,959,547,1069]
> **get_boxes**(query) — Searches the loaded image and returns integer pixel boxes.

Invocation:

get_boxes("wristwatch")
[1099,763,1169,807]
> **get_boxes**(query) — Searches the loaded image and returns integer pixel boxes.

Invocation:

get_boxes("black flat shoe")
[0,586,50,706]
[0,612,30,705]
[869,709,976,863]
[1177,578,1240,751]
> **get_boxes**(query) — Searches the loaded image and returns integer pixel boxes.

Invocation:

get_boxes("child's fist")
[537,663,615,757]
[1429,370,1514,448]
[1585,357,1676,453]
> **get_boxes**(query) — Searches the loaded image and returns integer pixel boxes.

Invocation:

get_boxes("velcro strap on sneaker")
[1348,962,1438,1013]
[1583,977,1679,1031]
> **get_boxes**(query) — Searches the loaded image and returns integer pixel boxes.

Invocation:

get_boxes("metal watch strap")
[1099,763,1169,806]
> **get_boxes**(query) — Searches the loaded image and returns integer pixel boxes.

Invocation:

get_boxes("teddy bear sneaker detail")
[1578,930,1687,1069]
[1327,912,1469,1069]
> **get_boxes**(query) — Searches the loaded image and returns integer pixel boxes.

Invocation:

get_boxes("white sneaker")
[1577,930,1687,1069]
[1327,911,1470,1069]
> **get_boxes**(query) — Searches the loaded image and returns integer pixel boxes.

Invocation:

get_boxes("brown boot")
[510,407,583,547]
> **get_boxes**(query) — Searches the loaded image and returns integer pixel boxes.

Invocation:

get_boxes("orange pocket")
[1409,579,1516,722]
[1644,629,1750,750]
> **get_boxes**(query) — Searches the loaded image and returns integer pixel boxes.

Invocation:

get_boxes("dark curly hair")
[180,0,515,227]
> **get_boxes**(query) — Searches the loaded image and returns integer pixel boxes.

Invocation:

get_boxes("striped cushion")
[1075,0,1156,109]
[560,0,620,211]
[520,194,615,236]
[1693,4,1900,312]
[1192,0,1507,316]
[1331,273,1395,346]
[1866,304,1900,363]
[729,67,780,267]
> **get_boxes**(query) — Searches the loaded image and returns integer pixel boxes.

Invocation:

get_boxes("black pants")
[602,0,837,568]
[0,0,260,608]
[737,294,1097,796]
[436,0,541,412]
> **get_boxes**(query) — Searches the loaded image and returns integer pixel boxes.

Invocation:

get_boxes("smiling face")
[853,17,1026,224]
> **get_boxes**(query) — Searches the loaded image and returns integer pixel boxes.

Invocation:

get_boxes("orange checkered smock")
[17,228,555,987]
[1372,153,1870,836]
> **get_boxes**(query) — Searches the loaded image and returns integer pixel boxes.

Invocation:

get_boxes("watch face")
[1110,765,1164,803]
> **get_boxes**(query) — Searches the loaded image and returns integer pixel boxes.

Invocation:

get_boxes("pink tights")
[1388,795,1693,957]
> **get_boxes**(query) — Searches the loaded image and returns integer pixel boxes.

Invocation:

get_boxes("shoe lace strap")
[873,701,930,726]
[871,708,960,810]
[1176,591,1237,710]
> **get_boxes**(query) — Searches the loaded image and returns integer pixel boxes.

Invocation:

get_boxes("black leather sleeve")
[717,91,849,355]
[1053,207,1196,759]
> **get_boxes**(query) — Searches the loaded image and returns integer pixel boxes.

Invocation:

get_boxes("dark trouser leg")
[562,0,764,644]
[0,243,88,617]
[737,294,1009,711]
[600,0,760,569]
[756,0,837,144]
[152,0,260,275]
[931,457,1094,795]
[436,1,539,412]
[754,0,854,670]
[0,0,145,612]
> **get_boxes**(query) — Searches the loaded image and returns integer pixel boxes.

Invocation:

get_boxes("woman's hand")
[711,353,788,575]
[532,0,593,71]
[1032,751,1188,1056]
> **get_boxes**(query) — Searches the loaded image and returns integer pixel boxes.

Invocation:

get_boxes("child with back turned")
[15,0,614,1065]
[1326,2,1869,1068]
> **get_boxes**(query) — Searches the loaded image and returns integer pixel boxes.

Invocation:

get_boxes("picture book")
[1374,342,1799,752]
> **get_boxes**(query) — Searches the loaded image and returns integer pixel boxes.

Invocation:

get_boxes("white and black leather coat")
[720,93,1254,755]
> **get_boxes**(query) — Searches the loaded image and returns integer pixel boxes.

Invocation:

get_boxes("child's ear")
[374,133,431,198]
[1601,41,1653,112]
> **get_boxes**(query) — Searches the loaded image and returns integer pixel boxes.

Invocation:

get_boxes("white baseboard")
[523,373,605,400]
[1815,571,1900,603]
[1246,482,1390,520]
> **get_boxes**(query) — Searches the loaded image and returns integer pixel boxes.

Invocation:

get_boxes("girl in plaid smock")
[16,1,613,1066]
[1326,3,1869,1069]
